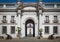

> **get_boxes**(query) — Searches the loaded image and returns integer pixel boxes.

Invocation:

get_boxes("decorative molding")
[0,23,17,25]
[0,8,16,12]
[43,23,60,25]
[0,12,16,15]
[43,8,60,12]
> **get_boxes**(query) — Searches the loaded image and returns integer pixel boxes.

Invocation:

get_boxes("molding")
[0,8,16,12]
[21,10,37,12]
[43,8,60,12]
[43,2,60,4]
[43,23,60,25]
[22,14,37,15]
[22,12,37,15]
[0,23,17,25]
[43,12,60,15]
[0,12,17,15]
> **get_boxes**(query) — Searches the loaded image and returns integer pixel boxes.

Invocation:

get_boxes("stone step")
[21,37,37,40]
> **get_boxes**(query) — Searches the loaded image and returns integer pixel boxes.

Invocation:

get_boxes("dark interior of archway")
[25,19,35,37]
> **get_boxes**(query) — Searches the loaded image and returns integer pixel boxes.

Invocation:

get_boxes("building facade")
[0,0,60,38]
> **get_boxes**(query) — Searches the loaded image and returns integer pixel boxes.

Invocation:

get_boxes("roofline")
[0,2,17,4]
[42,2,60,4]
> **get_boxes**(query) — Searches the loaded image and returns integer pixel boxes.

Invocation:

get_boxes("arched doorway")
[25,19,35,37]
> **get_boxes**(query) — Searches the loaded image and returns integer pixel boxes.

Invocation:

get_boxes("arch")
[25,19,35,37]
[24,17,36,24]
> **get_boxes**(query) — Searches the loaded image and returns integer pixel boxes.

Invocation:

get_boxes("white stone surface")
[0,2,60,38]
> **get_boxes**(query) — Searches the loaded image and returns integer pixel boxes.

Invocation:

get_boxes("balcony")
[53,20,58,23]
[44,20,50,23]
[10,20,16,23]
[2,20,7,23]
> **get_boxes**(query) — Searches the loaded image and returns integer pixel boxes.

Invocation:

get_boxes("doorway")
[25,19,35,37]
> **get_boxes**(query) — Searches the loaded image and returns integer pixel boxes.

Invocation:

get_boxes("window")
[46,16,49,21]
[11,16,14,20]
[2,16,7,23]
[54,16,57,20]
[53,16,58,23]
[3,16,6,20]
[45,16,49,23]
[2,26,7,34]
[6,4,15,8]
[0,4,3,8]
[45,26,49,34]
[53,26,58,34]
[45,4,54,8]
[11,26,15,34]
[57,4,60,8]
[11,16,15,23]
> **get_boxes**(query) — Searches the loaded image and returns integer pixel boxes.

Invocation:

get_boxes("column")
[16,10,21,38]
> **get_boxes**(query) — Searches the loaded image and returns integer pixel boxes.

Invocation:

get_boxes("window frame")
[2,26,7,34]
[0,4,3,8]
[57,4,60,8]
[6,4,16,8]
[3,16,6,20]
[53,26,58,34]
[54,16,58,20]
[44,26,49,34]
[11,16,15,20]
[45,4,54,8]
[45,16,49,23]
[11,26,15,34]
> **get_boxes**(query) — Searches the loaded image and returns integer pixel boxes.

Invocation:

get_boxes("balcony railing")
[44,20,50,23]
[2,20,7,23]
[53,20,58,23]
[10,20,16,23]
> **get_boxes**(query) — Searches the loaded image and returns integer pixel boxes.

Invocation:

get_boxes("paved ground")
[0,37,60,42]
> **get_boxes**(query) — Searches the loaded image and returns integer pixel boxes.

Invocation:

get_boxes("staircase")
[22,37,37,40]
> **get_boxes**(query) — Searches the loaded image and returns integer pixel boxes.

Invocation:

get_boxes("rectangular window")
[53,26,58,34]
[6,4,15,8]
[3,16,6,20]
[54,16,57,20]
[2,16,7,23]
[11,16,15,20]
[2,26,7,34]
[46,16,49,21]
[54,16,58,23]
[0,4,3,8]
[45,4,54,8]
[11,26,15,34]
[45,16,49,23]
[11,16,15,23]
[45,26,49,34]
[57,4,60,8]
